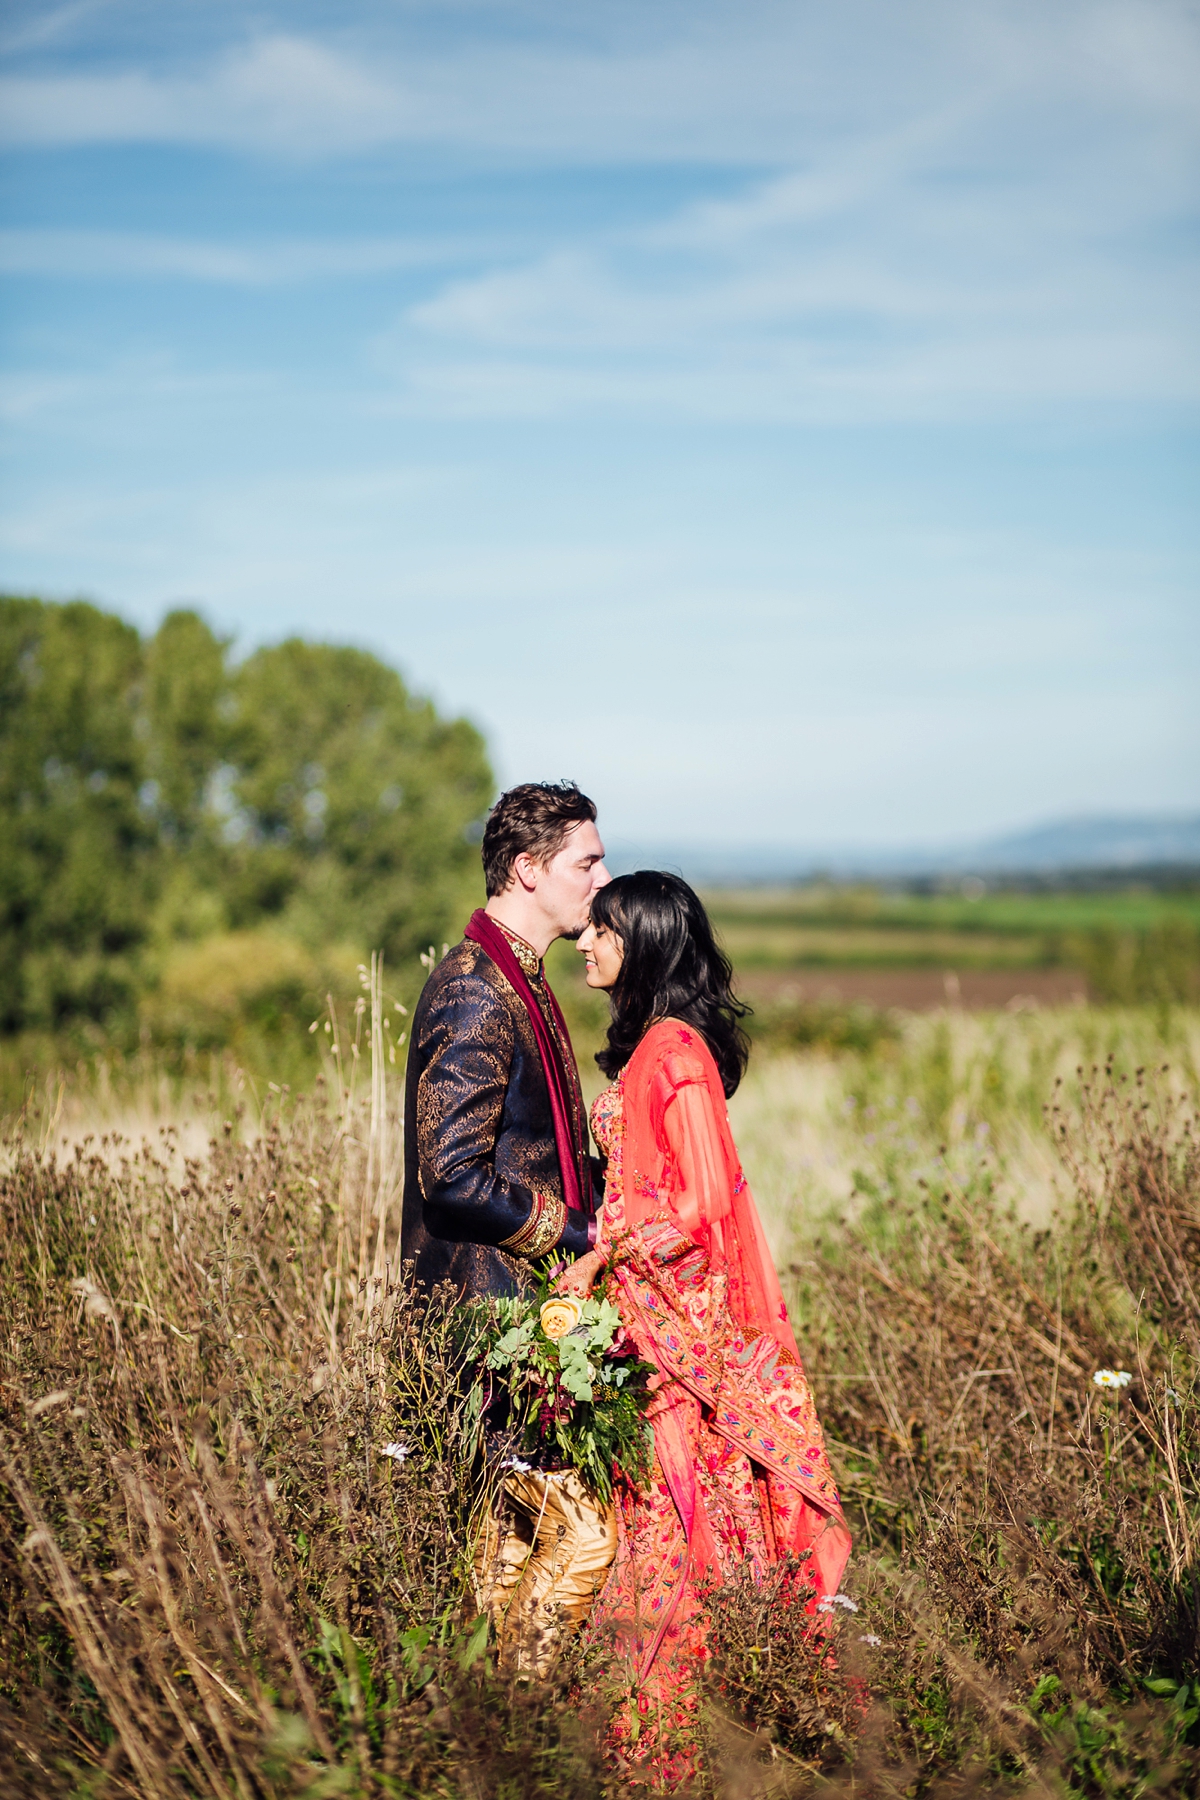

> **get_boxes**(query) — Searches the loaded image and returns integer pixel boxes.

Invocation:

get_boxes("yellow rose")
[539,1296,583,1341]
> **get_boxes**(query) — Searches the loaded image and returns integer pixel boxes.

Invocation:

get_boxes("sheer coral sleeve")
[657,1055,733,1252]
[622,1020,795,1363]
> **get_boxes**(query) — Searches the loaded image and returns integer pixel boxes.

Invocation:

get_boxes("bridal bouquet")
[477,1286,655,1504]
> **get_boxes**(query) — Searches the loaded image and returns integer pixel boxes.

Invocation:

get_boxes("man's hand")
[551,1248,605,1298]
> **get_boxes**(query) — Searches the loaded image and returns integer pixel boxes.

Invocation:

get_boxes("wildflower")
[381,1442,409,1462]
[1093,1369,1132,1389]
[501,1457,533,1473]
[817,1593,859,1613]
[859,1634,882,1647]
[1165,1389,1181,1405]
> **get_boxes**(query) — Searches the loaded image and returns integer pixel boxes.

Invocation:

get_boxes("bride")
[553,871,850,1743]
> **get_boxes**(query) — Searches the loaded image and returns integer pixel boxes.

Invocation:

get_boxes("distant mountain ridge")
[604,812,1200,885]
[971,814,1200,872]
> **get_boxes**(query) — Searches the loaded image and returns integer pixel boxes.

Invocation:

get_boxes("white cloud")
[0,228,482,284]
[383,101,1199,423]
[0,34,410,156]
[1,6,1194,425]
[0,352,281,429]
[0,0,111,58]
[0,4,1195,163]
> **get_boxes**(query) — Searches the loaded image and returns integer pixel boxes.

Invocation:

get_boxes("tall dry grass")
[789,1053,1199,1794]
[0,998,1197,1796]
[734,1003,1200,1248]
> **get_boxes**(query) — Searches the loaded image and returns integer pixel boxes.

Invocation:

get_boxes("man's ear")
[512,851,540,893]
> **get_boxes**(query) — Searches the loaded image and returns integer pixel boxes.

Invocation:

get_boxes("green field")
[703,881,1200,975]
[708,882,1200,937]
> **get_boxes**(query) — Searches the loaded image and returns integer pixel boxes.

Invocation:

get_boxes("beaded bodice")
[589,1075,626,1239]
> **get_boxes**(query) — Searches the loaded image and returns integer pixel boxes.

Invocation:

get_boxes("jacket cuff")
[498,1190,567,1260]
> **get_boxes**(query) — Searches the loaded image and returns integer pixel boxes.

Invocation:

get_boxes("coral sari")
[588,1020,850,1736]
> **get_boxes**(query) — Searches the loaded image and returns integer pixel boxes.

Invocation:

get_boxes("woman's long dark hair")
[591,871,751,1097]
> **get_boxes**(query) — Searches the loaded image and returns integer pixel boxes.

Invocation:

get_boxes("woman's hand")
[552,1248,605,1298]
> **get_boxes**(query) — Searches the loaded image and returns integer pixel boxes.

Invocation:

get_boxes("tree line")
[0,596,494,1042]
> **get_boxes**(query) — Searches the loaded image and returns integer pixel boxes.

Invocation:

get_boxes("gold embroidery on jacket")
[499,1190,567,1259]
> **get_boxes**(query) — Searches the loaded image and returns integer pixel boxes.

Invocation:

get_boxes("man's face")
[537,820,610,940]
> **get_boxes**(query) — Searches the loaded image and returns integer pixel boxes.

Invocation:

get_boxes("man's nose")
[591,861,611,889]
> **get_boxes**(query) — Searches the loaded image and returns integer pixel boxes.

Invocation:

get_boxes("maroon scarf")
[463,909,590,1215]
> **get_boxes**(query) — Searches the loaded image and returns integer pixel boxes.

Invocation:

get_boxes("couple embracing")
[400,781,849,1739]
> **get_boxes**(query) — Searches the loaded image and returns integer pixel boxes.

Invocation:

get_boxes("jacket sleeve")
[414,970,590,1259]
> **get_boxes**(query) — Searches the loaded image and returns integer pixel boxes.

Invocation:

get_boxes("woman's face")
[577,916,624,990]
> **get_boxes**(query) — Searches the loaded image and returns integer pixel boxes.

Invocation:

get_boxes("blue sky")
[1,0,1197,855]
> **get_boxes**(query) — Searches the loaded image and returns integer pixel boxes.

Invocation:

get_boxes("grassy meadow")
[2,885,1199,1797]
[703,882,1200,1010]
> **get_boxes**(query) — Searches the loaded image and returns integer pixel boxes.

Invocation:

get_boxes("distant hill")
[604,812,1200,886]
[967,814,1200,873]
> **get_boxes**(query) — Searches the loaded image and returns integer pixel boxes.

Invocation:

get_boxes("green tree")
[144,609,232,846]
[0,596,495,1038]
[0,598,157,1030]
[227,639,492,963]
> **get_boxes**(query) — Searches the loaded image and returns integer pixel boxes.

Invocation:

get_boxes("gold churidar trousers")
[473,1468,617,1676]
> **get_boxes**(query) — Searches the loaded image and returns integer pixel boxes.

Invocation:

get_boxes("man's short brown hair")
[481,781,598,897]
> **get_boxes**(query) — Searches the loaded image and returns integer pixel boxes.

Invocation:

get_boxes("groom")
[401,779,609,1301]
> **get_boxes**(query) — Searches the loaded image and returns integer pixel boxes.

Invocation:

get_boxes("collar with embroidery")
[494,920,542,978]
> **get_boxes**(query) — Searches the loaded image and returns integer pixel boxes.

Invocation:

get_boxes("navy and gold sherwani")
[401,924,596,1300]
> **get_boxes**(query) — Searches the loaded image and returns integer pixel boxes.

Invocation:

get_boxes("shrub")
[1068,921,1200,1005]
[746,999,899,1057]
[141,931,362,1051]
